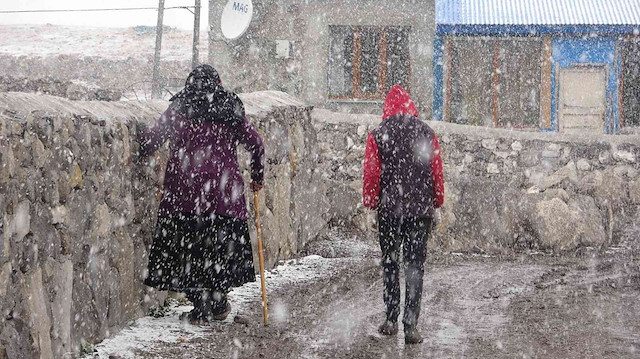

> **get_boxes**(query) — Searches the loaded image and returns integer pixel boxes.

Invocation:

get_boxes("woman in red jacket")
[362,85,444,344]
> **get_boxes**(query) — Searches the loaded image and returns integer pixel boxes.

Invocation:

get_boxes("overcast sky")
[0,0,210,30]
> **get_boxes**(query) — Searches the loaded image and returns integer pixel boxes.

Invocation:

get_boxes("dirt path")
[126,229,640,359]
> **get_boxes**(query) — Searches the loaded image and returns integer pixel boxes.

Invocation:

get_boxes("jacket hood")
[382,85,419,120]
[170,64,244,126]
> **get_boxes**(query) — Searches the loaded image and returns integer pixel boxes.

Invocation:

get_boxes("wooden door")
[558,67,607,134]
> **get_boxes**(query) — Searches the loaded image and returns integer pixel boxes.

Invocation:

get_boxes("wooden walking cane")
[253,192,269,326]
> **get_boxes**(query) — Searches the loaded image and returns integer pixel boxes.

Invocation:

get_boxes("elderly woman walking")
[139,64,265,323]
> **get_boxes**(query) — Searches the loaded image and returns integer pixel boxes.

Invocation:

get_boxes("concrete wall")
[209,0,435,115]
[313,108,640,252]
[0,91,328,359]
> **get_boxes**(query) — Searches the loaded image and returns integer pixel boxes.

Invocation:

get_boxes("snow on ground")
[0,24,205,61]
[94,254,364,358]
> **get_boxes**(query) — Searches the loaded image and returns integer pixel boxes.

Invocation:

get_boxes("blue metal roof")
[437,0,640,26]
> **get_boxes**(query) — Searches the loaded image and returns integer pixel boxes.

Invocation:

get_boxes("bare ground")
[130,226,640,359]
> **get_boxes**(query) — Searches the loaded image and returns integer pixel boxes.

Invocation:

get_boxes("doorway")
[558,66,607,134]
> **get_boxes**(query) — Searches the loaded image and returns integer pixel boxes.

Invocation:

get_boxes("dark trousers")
[378,216,431,328]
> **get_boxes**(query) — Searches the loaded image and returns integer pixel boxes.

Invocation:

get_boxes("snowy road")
[96,227,640,359]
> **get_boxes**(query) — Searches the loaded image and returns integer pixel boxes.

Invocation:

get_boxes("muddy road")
[132,228,640,359]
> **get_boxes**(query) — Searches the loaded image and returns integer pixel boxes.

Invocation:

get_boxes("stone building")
[208,0,436,114]
[433,0,640,135]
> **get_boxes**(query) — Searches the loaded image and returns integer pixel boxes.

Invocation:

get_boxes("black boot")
[209,291,231,321]
[210,302,231,321]
[404,326,423,344]
[378,320,398,336]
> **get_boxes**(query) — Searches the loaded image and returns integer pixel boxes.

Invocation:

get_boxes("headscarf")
[170,64,244,126]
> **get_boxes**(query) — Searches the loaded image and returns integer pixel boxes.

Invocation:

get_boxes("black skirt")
[144,213,256,292]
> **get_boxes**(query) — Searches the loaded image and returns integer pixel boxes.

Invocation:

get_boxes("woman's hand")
[250,182,263,192]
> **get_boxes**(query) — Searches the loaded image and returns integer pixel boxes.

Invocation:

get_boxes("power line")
[0,6,194,14]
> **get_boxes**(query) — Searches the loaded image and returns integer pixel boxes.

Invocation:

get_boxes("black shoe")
[378,320,398,336]
[210,302,231,321]
[233,313,251,325]
[404,326,423,344]
[179,310,208,325]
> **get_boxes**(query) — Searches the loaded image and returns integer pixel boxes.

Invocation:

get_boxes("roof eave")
[436,24,640,36]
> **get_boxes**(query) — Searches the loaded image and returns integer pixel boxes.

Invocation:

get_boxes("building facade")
[209,0,435,114]
[433,0,640,134]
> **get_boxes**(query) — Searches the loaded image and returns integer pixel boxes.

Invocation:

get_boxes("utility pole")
[192,0,201,69]
[151,0,165,99]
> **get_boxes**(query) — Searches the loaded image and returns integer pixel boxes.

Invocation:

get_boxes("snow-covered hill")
[0,24,206,61]
[0,24,207,100]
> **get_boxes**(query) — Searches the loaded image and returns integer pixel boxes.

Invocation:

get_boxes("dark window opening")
[622,38,640,127]
[329,26,411,100]
[449,37,542,128]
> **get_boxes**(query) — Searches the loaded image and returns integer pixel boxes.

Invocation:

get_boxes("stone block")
[0,146,15,185]
[599,151,612,164]
[543,188,570,203]
[31,138,48,169]
[481,139,498,150]
[539,161,578,191]
[57,174,71,204]
[613,150,636,163]
[494,151,510,159]
[567,195,607,247]
[0,119,6,139]
[68,163,83,189]
[511,141,523,151]
[533,198,578,250]
[113,231,136,320]
[346,136,354,149]
[10,121,23,137]
[326,181,359,222]
[71,277,101,346]
[519,150,540,167]
[2,215,9,261]
[20,268,54,359]
[50,206,68,225]
[576,159,591,171]
[613,166,634,178]
[542,149,560,158]
[93,203,111,237]
[487,163,500,174]
[43,259,73,358]
[578,170,604,195]
[594,174,628,212]
[0,262,11,299]
[13,201,30,243]
[630,181,640,205]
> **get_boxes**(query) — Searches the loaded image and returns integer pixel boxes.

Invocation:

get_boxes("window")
[449,37,541,128]
[622,38,640,127]
[449,38,494,126]
[497,39,541,128]
[328,26,410,100]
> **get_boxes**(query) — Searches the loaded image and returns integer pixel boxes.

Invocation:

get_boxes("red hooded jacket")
[362,85,444,216]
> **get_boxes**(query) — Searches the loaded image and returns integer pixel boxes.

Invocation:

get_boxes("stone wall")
[0,76,122,102]
[0,91,328,359]
[313,109,640,252]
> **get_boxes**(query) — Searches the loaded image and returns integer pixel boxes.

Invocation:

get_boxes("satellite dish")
[221,0,253,40]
